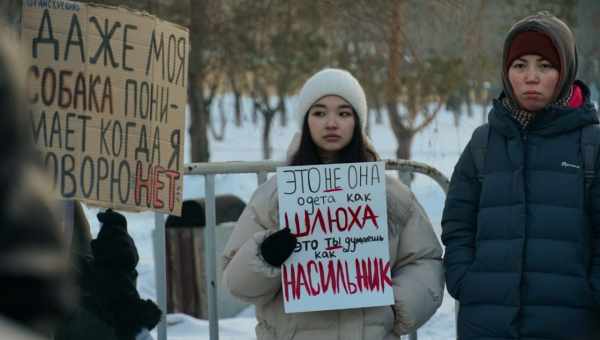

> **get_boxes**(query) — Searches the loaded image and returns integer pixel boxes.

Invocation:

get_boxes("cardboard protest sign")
[21,0,188,215]
[277,161,394,313]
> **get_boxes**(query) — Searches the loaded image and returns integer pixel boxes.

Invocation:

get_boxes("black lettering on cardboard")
[112,120,123,157]
[135,124,149,161]
[74,72,86,110]
[151,126,160,164]
[139,81,149,119]
[89,17,121,68]
[80,155,94,198]
[145,30,164,78]
[168,129,180,171]
[167,34,176,83]
[117,160,131,203]
[176,36,186,87]
[33,9,59,60]
[41,67,56,106]
[45,151,59,190]
[77,114,91,152]
[88,74,101,113]
[64,13,85,62]
[49,110,61,148]
[58,70,73,108]
[124,121,136,158]
[32,110,47,147]
[61,153,76,197]
[122,24,137,72]
[124,79,137,117]
[96,156,109,201]
[64,112,76,151]
[100,118,111,155]
[100,76,113,114]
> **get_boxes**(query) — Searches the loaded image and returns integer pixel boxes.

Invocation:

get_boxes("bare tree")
[328,1,460,159]
[228,0,324,159]
[209,96,227,141]
[188,0,224,162]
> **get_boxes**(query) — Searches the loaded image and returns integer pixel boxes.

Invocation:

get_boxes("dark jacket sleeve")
[441,136,481,299]
[588,157,600,305]
[89,223,161,338]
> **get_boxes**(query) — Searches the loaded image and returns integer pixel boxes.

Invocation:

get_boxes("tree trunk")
[453,110,461,128]
[232,81,242,127]
[262,111,275,159]
[251,93,259,125]
[374,95,383,125]
[465,89,474,117]
[209,97,226,141]
[396,130,414,186]
[384,0,410,178]
[187,0,213,163]
[395,129,413,160]
[189,79,210,162]
[279,99,288,127]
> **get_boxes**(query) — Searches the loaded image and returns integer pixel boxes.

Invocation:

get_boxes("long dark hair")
[289,111,377,166]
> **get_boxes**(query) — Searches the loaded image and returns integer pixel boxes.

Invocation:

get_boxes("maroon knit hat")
[506,31,560,71]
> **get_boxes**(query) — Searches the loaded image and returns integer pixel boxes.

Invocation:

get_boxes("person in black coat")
[54,208,161,340]
[442,12,600,340]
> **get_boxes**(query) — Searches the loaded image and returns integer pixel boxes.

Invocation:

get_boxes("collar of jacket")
[488,80,598,139]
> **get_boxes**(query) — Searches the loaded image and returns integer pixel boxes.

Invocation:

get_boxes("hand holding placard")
[260,227,297,267]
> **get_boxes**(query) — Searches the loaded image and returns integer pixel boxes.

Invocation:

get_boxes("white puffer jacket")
[222,175,444,340]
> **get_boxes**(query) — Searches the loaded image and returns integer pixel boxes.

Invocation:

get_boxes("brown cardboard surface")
[23,0,188,215]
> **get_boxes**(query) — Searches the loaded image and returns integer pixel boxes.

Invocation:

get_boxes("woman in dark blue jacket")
[442,12,600,340]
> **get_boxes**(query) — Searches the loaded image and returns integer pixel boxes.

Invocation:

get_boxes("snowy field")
[82,96,488,340]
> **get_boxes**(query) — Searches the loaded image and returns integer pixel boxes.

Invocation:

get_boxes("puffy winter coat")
[442,83,600,340]
[223,175,444,340]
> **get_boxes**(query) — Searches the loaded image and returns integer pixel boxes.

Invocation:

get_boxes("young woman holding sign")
[223,68,444,340]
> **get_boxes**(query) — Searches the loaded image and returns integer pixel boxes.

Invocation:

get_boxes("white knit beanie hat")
[295,68,368,130]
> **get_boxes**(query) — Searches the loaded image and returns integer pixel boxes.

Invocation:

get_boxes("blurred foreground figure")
[0,21,72,339]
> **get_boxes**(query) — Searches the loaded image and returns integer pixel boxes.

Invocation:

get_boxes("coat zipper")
[517,129,528,339]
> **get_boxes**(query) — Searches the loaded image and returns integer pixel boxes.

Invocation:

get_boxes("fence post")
[154,212,167,340]
[204,174,219,340]
[257,171,267,185]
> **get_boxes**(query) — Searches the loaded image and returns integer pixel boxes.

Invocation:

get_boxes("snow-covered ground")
[82,97,488,340]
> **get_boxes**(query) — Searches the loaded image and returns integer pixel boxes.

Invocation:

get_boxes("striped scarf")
[502,86,572,129]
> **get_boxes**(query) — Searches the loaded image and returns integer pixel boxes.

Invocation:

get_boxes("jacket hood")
[502,12,578,108]
[489,81,598,139]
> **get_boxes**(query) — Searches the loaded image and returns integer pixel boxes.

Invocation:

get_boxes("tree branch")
[412,96,446,133]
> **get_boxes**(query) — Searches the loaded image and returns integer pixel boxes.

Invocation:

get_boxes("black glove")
[97,209,127,231]
[260,228,297,267]
[92,209,139,271]
[137,299,162,330]
[111,298,162,337]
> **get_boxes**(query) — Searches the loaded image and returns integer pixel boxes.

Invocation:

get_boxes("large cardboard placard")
[277,161,394,313]
[21,0,188,215]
